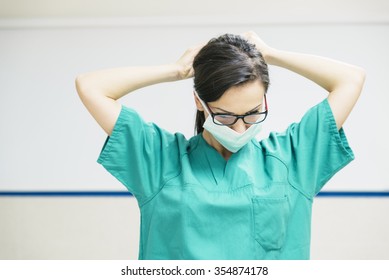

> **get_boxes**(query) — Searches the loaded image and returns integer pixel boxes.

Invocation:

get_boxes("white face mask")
[195,91,263,153]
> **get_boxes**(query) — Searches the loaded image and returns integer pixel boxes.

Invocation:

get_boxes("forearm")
[265,49,365,93]
[76,64,181,100]
[75,44,200,135]
[265,48,365,129]
[242,31,365,129]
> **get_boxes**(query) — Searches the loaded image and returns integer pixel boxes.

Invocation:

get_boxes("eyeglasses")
[205,95,268,126]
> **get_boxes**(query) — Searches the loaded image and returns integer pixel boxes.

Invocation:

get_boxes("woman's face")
[196,79,266,133]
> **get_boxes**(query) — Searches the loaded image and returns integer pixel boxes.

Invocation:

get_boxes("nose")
[230,119,247,134]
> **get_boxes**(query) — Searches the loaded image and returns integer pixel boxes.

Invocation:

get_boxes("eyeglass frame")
[204,94,268,126]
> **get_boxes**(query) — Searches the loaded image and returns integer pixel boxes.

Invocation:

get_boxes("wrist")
[261,47,279,66]
[164,63,184,82]
[175,63,194,81]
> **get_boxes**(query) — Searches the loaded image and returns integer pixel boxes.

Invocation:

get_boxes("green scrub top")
[97,98,354,260]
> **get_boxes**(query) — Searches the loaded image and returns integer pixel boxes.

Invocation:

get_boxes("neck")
[202,130,232,161]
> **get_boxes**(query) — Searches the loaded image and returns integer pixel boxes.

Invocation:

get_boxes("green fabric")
[97,98,354,260]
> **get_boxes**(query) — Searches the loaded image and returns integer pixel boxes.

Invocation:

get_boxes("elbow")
[356,66,366,85]
[75,73,110,100]
[75,73,98,101]
[353,66,366,91]
[354,67,366,99]
[75,74,87,98]
[344,66,366,97]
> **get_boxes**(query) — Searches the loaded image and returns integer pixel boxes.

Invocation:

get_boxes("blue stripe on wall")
[0,191,132,197]
[316,191,389,197]
[0,191,389,197]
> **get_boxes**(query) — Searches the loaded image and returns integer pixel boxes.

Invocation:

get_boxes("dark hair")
[193,33,269,134]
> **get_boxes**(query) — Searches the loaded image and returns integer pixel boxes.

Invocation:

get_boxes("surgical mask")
[196,92,263,153]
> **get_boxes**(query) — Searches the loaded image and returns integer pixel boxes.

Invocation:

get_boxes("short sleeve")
[97,105,182,205]
[262,99,354,198]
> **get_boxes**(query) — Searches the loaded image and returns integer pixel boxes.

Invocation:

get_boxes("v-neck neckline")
[199,133,246,186]
[188,134,258,191]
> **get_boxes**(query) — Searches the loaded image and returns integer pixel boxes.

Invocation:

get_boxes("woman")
[76,32,365,259]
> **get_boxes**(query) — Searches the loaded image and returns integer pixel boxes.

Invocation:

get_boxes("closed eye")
[246,109,260,115]
[246,105,261,114]
[211,104,262,115]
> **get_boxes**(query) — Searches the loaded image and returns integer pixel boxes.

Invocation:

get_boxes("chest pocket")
[252,195,290,251]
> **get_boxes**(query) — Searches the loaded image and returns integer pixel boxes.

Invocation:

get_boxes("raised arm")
[243,31,366,130]
[75,45,202,135]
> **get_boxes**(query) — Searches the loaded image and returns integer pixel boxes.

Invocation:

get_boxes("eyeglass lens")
[214,113,266,125]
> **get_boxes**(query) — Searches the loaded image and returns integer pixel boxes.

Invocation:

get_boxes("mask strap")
[194,90,211,115]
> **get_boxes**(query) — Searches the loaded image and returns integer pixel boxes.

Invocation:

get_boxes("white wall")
[0,14,388,259]
[1,20,388,191]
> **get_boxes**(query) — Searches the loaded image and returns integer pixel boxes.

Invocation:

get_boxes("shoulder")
[256,98,335,157]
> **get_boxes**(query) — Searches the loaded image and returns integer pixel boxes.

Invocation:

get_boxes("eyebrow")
[210,104,262,115]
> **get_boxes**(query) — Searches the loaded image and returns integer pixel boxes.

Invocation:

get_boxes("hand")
[241,31,275,62]
[175,43,205,80]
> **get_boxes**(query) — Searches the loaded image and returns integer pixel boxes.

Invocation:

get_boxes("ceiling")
[0,0,388,23]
